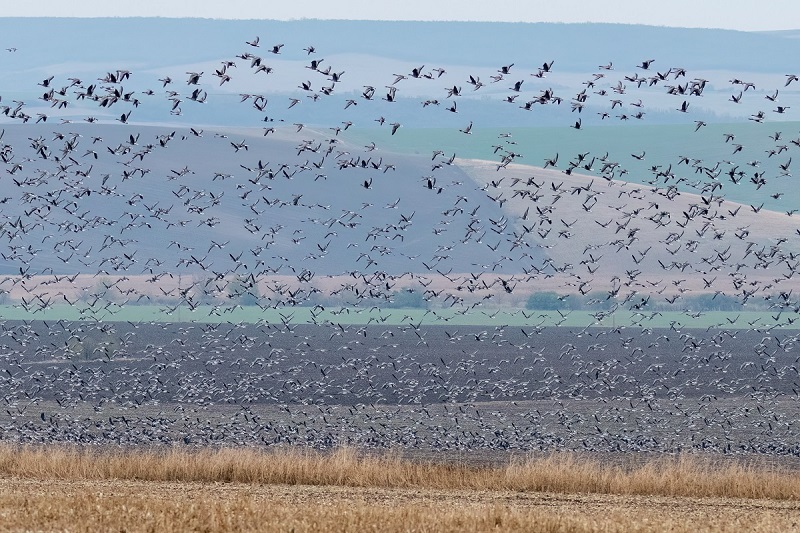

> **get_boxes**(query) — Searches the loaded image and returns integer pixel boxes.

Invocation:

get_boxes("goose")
[383,86,397,102]
[230,140,248,152]
[186,72,202,85]
[446,85,461,98]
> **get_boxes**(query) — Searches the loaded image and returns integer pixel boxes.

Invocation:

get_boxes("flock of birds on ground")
[0,28,798,457]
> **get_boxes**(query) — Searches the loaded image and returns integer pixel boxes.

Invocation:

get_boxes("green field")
[0,303,795,330]
[342,121,800,212]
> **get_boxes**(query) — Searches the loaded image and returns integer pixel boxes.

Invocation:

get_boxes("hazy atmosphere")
[5,0,800,31]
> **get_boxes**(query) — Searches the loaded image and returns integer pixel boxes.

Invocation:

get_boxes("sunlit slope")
[345,122,800,212]
[456,157,800,302]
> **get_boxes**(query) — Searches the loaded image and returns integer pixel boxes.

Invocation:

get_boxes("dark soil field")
[1,321,798,461]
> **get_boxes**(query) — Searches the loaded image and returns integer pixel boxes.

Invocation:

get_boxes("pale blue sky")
[2,0,799,31]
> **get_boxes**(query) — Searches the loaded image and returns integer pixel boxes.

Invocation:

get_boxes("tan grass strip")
[0,445,797,501]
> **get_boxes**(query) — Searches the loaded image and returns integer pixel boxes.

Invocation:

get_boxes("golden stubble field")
[3,477,799,533]
[0,446,798,532]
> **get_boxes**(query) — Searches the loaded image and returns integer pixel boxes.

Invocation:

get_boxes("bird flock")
[0,25,798,457]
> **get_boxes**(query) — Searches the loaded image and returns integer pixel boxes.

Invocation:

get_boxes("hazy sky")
[3,0,798,32]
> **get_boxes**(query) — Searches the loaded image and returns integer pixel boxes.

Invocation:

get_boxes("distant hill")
[0,18,797,72]
[0,122,516,278]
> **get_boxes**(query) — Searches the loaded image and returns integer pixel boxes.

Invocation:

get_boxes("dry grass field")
[0,446,798,532]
